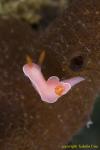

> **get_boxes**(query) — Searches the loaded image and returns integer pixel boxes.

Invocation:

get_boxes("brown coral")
[0,0,100,150]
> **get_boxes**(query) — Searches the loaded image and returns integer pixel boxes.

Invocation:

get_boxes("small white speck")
[86,120,93,128]
[95,11,100,15]
[77,20,87,29]
[43,129,48,136]
[20,95,25,100]
[57,114,64,123]
[24,113,28,118]
[30,115,34,120]
[88,79,92,82]
[85,47,91,53]
[5,54,9,59]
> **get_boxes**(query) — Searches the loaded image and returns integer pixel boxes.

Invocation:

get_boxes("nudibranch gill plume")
[23,56,85,103]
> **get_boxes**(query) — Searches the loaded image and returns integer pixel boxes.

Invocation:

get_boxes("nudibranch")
[23,56,85,103]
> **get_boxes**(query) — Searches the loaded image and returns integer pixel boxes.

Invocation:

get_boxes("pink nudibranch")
[23,63,85,103]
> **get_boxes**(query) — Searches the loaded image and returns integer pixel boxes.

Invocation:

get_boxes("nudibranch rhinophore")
[23,60,85,103]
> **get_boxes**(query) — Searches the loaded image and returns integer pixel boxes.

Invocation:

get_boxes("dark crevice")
[70,55,84,71]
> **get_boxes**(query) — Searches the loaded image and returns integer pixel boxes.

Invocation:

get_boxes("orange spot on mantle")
[55,85,64,96]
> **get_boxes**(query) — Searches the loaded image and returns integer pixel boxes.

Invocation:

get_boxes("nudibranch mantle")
[23,62,85,103]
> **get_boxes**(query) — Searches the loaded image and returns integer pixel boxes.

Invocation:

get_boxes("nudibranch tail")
[63,76,85,88]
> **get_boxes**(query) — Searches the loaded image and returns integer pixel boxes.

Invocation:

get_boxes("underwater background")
[69,96,100,149]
